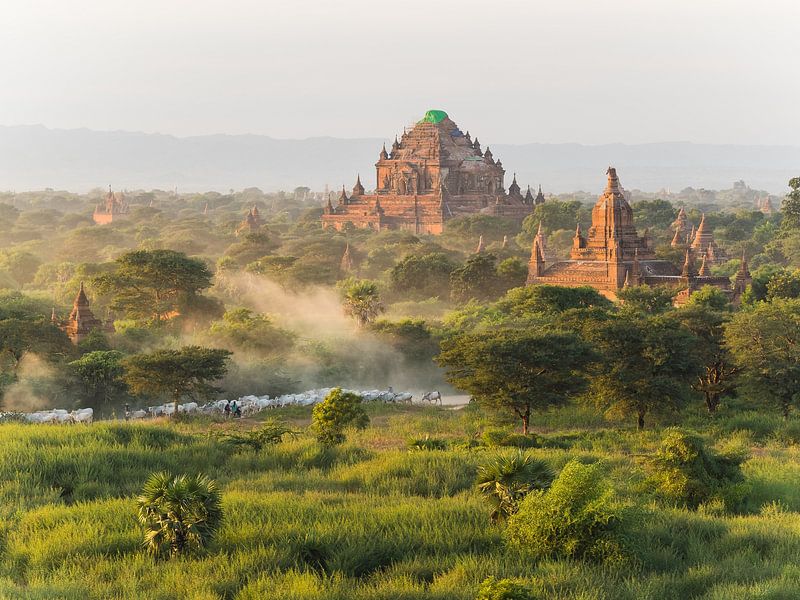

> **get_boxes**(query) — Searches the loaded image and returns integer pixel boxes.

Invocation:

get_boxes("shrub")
[645,428,748,511]
[481,429,541,449]
[476,452,554,523]
[311,388,369,446]
[476,576,536,600]
[775,419,800,445]
[505,459,625,562]
[217,418,299,452]
[136,471,223,558]
[407,435,448,451]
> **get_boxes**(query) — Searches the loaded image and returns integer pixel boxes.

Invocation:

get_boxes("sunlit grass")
[0,403,799,598]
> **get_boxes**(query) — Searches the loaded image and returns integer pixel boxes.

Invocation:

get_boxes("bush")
[645,428,748,511]
[481,429,541,449]
[311,388,369,446]
[505,459,625,562]
[136,472,223,558]
[775,419,800,445]
[407,435,448,451]
[217,418,299,452]
[476,576,537,600]
[476,452,554,523]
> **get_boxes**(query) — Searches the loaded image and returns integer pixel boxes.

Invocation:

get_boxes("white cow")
[420,391,442,406]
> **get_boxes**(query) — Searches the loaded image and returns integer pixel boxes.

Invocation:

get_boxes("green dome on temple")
[419,109,448,124]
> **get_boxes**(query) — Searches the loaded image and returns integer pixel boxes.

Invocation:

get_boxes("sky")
[1,0,798,146]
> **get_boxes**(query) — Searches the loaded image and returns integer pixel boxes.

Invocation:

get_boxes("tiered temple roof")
[93,186,129,225]
[54,282,113,344]
[321,110,539,234]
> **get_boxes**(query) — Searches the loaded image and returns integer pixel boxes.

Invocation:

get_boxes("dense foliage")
[311,387,369,445]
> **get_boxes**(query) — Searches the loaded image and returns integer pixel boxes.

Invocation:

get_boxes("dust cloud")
[214,272,446,394]
[2,354,61,411]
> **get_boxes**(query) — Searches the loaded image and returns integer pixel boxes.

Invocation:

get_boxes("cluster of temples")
[93,186,129,225]
[321,110,542,234]
[52,282,114,344]
[670,208,726,265]
[527,168,751,303]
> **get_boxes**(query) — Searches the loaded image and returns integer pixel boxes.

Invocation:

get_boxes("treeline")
[437,283,800,431]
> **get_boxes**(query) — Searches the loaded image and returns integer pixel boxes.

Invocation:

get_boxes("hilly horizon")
[1,124,798,195]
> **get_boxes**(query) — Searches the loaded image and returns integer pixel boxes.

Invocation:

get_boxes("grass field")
[1,402,799,599]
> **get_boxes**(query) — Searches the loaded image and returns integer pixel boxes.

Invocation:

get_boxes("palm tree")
[476,452,554,523]
[137,472,223,558]
[342,280,385,327]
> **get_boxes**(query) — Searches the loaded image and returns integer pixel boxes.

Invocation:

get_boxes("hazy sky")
[1,0,798,145]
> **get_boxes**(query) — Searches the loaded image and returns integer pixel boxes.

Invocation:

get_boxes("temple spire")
[671,226,683,248]
[681,248,695,278]
[605,166,622,194]
[352,174,365,197]
[698,252,710,276]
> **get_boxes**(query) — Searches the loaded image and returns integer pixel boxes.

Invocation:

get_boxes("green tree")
[340,280,385,327]
[685,285,733,312]
[311,387,369,445]
[476,452,554,523]
[137,472,223,558]
[437,329,595,434]
[389,252,457,300]
[370,319,439,366]
[766,269,800,300]
[122,346,232,416]
[618,284,677,314]
[587,312,700,429]
[0,250,42,286]
[632,198,678,230]
[677,304,737,414]
[496,285,613,317]
[0,318,73,373]
[725,298,800,418]
[450,253,501,303]
[496,257,528,292]
[518,200,584,243]
[207,308,295,356]
[68,350,126,407]
[94,249,213,322]
[780,177,800,232]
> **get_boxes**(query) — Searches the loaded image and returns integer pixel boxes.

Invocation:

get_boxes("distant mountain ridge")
[0,124,797,194]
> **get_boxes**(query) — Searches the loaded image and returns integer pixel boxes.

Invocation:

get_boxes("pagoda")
[527,167,746,303]
[690,214,726,265]
[93,186,129,225]
[53,282,114,344]
[321,110,536,234]
[236,206,264,236]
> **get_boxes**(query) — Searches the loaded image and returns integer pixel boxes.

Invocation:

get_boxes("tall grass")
[0,402,799,598]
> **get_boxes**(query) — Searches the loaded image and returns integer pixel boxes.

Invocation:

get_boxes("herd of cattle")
[1,388,441,424]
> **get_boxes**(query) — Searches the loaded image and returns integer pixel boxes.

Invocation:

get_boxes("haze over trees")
[0,177,799,598]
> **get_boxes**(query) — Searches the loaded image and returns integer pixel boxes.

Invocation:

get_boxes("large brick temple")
[321,110,540,234]
[527,167,750,303]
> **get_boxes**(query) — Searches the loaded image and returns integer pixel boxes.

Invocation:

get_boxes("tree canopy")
[438,328,596,433]
[94,249,213,322]
[122,346,232,415]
